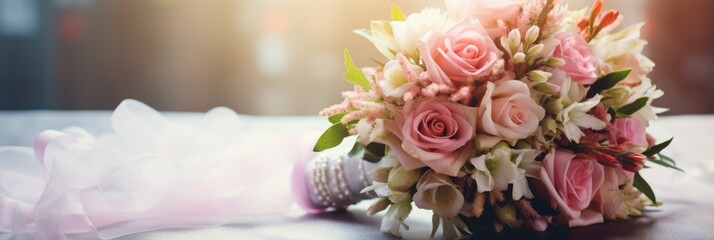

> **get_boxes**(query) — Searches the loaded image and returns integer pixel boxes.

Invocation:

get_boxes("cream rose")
[418,19,501,87]
[475,80,545,148]
[590,23,654,88]
[391,8,449,61]
[445,0,524,38]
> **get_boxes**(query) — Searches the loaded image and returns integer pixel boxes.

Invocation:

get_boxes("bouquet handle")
[292,152,377,213]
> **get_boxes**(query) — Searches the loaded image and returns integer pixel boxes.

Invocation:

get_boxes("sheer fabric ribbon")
[0,100,307,239]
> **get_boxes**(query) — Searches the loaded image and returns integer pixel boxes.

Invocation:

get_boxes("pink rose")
[553,33,598,84]
[385,97,477,176]
[613,117,648,153]
[475,80,545,148]
[539,149,605,227]
[413,170,465,217]
[418,19,500,87]
[592,167,634,220]
[445,0,523,38]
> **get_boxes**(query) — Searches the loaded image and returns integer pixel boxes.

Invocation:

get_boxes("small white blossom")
[510,149,541,200]
[471,148,518,193]
[559,94,606,143]
[380,202,412,237]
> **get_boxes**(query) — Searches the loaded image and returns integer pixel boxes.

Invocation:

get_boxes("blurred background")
[0,0,712,115]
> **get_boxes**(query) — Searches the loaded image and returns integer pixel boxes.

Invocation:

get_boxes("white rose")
[445,0,524,38]
[590,23,654,87]
[590,23,666,121]
[391,8,449,61]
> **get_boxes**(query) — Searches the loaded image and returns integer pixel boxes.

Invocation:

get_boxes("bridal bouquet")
[313,0,679,238]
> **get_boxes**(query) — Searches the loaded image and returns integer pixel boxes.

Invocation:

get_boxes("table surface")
[0,111,713,240]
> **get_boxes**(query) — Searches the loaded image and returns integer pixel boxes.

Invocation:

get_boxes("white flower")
[413,171,464,217]
[356,119,386,146]
[380,202,412,237]
[354,20,400,59]
[559,94,606,143]
[590,23,666,122]
[391,8,449,61]
[361,181,391,197]
[591,23,652,84]
[379,58,423,98]
[510,149,541,200]
[629,77,667,122]
[470,148,518,193]
[548,73,606,143]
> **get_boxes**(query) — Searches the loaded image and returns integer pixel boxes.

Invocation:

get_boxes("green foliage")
[343,49,371,91]
[313,123,349,152]
[349,142,387,163]
[648,153,684,172]
[328,113,346,124]
[633,172,656,203]
[617,97,649,116]
[642,138,672,156]
[587,69,632,98]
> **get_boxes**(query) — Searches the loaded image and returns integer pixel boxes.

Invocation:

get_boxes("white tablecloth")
[0,111,712,239]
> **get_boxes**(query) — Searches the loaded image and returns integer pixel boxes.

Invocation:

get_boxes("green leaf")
[367,57,386,67]
[363,142,386,163]
[658,153,676,165]
[348,142,386,163]
[348,141,364,158]
[607,107,617,120]
[391,4,406,21]
[587,69,632,98]
[648,153,684,172]
[642,138,673,156]
[343,49,371,91]
[313,123,350,152]
[617,97,649,116]
[328,113,346,124]
[633,172,656,203]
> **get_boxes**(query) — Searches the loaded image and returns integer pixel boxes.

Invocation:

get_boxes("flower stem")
[536,0,555,37]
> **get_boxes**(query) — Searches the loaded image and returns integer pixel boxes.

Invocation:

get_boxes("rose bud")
[387,166,421,192]
[598,10,620,30]
[367,197,391,216]
[590,151,620,168]
[591,0,604,20]
[622,153,646,172]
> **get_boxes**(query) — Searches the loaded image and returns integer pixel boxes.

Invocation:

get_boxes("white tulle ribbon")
[0,99,304,239]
